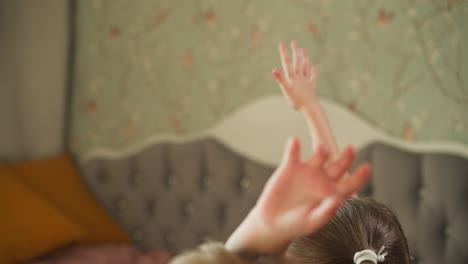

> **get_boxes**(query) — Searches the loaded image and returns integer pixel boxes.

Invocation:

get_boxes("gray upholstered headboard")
[352,143,468,264]
[80,138,274,252]
[79,139,468,264]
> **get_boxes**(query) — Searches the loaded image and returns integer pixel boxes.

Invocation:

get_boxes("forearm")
[300,97,358,197]
[300,97,339,156]
[225,207,289,255]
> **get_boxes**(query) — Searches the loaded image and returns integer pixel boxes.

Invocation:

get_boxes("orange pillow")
[0,165,87,263]
[8,154,131,244]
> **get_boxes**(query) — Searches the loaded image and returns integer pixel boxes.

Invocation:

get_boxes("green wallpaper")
[71,0,468,155]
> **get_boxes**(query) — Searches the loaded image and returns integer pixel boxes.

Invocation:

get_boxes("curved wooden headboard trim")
[80,95,468,166]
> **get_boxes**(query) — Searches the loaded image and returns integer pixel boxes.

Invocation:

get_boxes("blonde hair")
[170,242,289,264]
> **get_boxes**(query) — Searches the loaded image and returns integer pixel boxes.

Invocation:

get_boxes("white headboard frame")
[80,95,468,166]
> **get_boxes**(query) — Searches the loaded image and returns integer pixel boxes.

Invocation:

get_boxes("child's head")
[287,198,411,264]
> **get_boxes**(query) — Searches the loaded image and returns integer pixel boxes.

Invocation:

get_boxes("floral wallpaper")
[71,0,468,156]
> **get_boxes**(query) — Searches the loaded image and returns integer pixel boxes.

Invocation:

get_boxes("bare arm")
[273,41,357,194]
[224,41,371,257]
[274,42,338,154]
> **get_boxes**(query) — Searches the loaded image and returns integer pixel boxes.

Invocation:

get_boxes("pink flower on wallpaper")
[448,0,461,9]
[403,123,414,140]
[169,116,183,132]
[108,27,120,39]
[307,21,320,38]
[156,9,169,25]
[204,9,217,25]
[348,101,359,113]
[250,26,260,49]
[86,101,98,115]
[376,8,394,28]
[183,51,194,70]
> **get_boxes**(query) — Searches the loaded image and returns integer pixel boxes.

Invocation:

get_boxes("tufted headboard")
[79,138,468,264]
[79,138,274,252]
[352,143,468,264]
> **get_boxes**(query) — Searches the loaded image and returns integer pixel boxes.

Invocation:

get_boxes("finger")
[280,137,301,166]
[305,196,344,235]
[308,144,329,169]
[300,48,311,78]
[326,145,356,181]
[272,68,291,92]
[337,163,371,197]
[291,40,302,75]
[301,48,311,77]
[310,66,319,85]
[279,42,294,79]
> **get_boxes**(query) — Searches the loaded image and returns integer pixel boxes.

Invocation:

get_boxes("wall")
[71,0,468,158]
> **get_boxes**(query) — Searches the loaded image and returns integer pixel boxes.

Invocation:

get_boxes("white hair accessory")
[354,246,388,264]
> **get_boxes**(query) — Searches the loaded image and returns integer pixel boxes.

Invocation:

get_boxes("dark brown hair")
[287,198,411,264]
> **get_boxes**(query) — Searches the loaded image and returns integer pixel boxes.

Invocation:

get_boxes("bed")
[77,96,468,264]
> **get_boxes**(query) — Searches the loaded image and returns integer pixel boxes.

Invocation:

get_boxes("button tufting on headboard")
[79,139,468,263]
[79,139,274,253]
[146,198,157,217]
[132,228,144,242]
[164,230,176,249]
[166,173,177,188]
[218,203,230,229]
[182,201,195,216]
[114,197,127,215]
[240,177,251,191]
[130,170,143,187]
[201,175,211,190]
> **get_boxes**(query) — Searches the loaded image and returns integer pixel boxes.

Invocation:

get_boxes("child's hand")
[226,138,371,254]
[256,138,370,243]
[273,41,318,111]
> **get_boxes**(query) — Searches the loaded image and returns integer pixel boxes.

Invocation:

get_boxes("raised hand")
[273,41,318,111]
[256,138,370,242]
[226,138,371,254]
[273,41,353,185]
